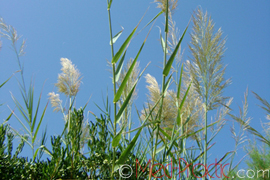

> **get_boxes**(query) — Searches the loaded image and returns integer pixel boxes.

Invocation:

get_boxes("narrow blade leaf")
[112,27,137,64]
[165,0,169,33]
[144,11,162,29]
[177,64,184,99]
[163,75,172,95]
[107,0,113,9]
[113,41,145,103]
[115,50,126,82]
[114,127,142,171]
[110,28,123,45]
[179,81,192,111]
[160,33,168,53]
[33,102,48,144]
[112,125,125,148]
[163,24,188,76]
[116,84,136,123]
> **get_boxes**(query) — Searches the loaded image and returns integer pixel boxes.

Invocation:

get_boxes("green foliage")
[2,1,267,180]
[246,142,270,180]
[230,92,270,180]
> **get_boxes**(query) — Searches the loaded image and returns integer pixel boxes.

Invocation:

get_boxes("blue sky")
[0,0,270,174]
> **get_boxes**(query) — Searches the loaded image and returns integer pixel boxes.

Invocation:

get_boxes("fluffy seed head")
[154,0,178,13]
[55,58,82,96]
[48,92,62,112]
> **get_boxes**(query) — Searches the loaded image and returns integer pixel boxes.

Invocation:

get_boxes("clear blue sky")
[0,0,269,173]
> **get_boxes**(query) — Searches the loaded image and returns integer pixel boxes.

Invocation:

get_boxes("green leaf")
[114,127,142,172]
[156,145,165,155]
[116,61,149,123]
[163,24,188,76]
[143,11,162,29]
[33,145,45,160]
[107,0,113,10]
[112,125,125,148]
[10,126,33,148]
[42,145,53,157]
[179,81,192,112]
[177,64,184,99]
[165,0,169,33]
[113,41,145,103]
[124,120,159,134]
[7,100,31,135]
[230,113,270,146]
[0,74,13,88]
[116,84,136,123]
[183,114,191,126]
[110,28,123,45]
[183,121,219,139]
[159,128,179,148]
[112,133,121,148]
[4,111,13,124]
[111,26,137,64]
[192,142,216,164]
[208,151,233,174]
[163,75,172,95]
[0,70,19,89]
[33,101,48,145]
[115,50,126,83]
[176,109,182,126]
[166,124,179,156]
[114,87,164,172]
[160,33,168,53]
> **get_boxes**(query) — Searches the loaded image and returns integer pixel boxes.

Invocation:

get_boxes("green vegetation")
[0,1,269,179]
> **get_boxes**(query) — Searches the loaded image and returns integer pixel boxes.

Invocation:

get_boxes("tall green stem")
[12,41,27,95]
[149,3,169,179]
[106,1,116,179]
[203,98,208,180]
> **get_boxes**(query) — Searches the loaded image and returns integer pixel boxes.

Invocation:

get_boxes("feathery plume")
[55,58,82,96]
[154,0,178,13]
[187,8,231,111]
[48,92,62,112]
[142,73,201,136]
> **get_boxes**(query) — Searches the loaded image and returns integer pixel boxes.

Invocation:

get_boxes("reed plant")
[1,1,266,179]
[0,17,47,161]
[185,8,232,179]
